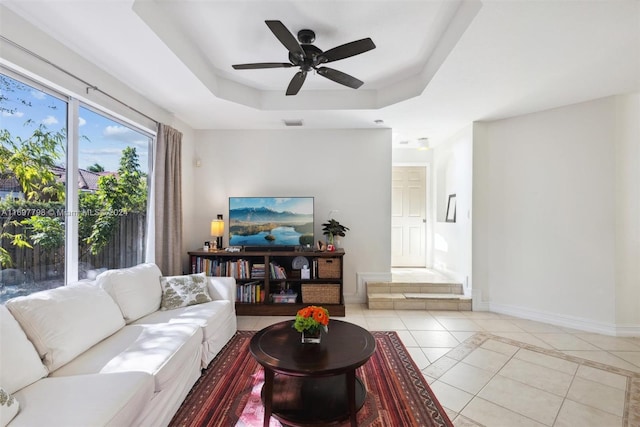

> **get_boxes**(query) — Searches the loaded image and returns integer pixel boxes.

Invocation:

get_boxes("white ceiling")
[3,0,639,146]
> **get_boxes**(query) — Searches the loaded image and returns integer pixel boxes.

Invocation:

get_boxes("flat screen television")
[228,197,314,247]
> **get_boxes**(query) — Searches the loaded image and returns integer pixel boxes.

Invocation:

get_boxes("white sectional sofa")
[0,263,237,427]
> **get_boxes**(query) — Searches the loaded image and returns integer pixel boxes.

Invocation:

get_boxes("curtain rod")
[1,35,158,125]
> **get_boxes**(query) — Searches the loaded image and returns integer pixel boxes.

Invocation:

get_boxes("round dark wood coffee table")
[250,319,376,427]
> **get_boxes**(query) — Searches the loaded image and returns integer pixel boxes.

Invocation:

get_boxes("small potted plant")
[321,219,349,250]
[293,305,329,344]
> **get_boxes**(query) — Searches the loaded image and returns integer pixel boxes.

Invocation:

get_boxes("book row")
[237,281,265,303]
[191,257,289,280]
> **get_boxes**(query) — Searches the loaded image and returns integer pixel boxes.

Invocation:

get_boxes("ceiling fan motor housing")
[297,29,316,44]
[290,44,324,71]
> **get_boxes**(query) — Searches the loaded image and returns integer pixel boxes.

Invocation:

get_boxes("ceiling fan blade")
[232,63,294,70]
[316,67,364,89]
[265,20,304,60]
[320,38,376,63]
[286,71,307,96]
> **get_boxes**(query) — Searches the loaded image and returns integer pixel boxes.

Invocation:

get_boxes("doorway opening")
[391,165,428,268]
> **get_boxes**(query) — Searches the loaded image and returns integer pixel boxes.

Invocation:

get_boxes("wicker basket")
[317,258,341,279]
[301,284,340,304]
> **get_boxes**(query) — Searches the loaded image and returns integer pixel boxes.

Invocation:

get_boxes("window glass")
[1,74,67,301]
[0,72,152,302]
[77,106,150,279]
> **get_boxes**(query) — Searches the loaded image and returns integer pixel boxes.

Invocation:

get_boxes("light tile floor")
[237,304,640,427]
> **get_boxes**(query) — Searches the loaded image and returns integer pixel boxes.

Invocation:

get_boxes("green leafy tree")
[0,226,31,267]
[87,163,105,172]
[20,216,64,250]
[0,124,64,267]
[84,147,146,255]
[0,199,64,267]
[117,147,146,211]
[0,125,65,201]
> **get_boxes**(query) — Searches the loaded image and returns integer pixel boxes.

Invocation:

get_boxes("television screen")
[229,197,314,247]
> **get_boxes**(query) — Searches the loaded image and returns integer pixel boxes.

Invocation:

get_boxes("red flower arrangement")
[293,305,329,333]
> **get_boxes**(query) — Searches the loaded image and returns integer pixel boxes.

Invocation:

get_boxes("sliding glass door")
[0,71,152,303]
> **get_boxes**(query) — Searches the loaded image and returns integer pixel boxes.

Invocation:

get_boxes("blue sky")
[1,74,149,173]
[229,197,314,214]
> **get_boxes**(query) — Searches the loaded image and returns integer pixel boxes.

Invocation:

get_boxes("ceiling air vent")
[283,119,304,127]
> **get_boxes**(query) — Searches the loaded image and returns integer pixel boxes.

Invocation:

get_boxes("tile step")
[368,293,471,301]
[367,282,464,295]
[366,291,472,311]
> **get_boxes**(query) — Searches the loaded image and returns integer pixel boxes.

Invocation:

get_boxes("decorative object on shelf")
[291,256,309,270]
[302,283,340,304]
[445,194,457,223]
[321,219,349,251]
[293,305,329,344]
[210,214,224,249]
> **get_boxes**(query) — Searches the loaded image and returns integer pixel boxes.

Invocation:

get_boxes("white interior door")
[391,166,426,267]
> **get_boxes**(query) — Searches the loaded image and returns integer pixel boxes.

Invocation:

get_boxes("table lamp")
[210,214,224,250]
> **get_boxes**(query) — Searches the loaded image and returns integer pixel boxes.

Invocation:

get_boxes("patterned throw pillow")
[160,273,212,311]
[0,386,19,427]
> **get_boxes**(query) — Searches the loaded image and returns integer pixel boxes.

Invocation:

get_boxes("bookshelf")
[188,249,345,316]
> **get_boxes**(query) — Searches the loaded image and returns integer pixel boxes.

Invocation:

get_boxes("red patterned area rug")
[170,330,453,427]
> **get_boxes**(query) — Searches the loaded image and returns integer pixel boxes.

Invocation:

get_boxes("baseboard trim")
[489,302,640,337]
[613,324,640,337]
[471,288,490,311]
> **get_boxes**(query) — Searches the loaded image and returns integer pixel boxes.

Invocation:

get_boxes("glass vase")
[301,328,322,344]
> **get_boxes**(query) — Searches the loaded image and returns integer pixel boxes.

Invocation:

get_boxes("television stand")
[188,248,345,316]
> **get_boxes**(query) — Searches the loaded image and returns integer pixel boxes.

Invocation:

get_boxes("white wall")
[432,126,473,290]
[473,94,640,334]
[187,129,392,301]
[614,93,640,331]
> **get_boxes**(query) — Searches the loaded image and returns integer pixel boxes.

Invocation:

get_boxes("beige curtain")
[154,124,183,275]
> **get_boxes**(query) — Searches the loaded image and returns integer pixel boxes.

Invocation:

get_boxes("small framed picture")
[446,194,457,223]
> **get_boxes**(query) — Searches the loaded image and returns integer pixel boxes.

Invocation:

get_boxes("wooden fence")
[0,212,146,299]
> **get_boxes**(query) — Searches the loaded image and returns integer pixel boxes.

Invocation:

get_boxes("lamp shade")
[210,219,224,237]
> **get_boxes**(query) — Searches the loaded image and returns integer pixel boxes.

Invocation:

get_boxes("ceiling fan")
[232,20,376,96]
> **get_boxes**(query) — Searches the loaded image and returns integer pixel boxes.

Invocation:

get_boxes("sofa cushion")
[0,306,48,394]
[206,276,237,302]
[10,372,154,427]
[0,386,19,427]
[50,323,202,393]
[97,263,162,323]
[160,272,212,310]
[6,283,125,372]
[133,299,236,366]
